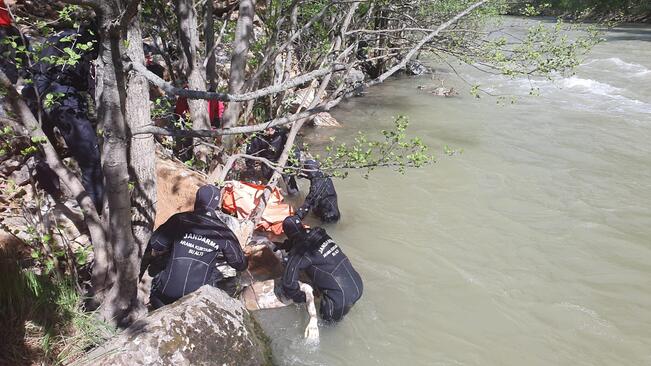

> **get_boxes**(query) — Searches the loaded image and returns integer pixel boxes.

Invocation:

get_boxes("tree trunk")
[126,15,156,273]
[204,0,217,90]
[93,3,141,326]
[175,0,211,163]
[221,0,256,150]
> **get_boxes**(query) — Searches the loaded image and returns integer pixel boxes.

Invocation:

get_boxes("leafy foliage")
[315,116,434,178]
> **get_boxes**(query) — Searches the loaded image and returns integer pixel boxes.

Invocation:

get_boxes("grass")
[0,238,115,365]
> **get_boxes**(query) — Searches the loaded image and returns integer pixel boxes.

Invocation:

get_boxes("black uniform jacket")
[297,171,340,222]
[151,210,247,300]
[282,228,363,309]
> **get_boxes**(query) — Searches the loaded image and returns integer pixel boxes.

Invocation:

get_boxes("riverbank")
[505,6,651,23]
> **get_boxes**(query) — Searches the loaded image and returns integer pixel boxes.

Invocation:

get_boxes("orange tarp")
[221,181,294,235]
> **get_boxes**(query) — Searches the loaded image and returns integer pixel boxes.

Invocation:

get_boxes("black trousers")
[149,275,240,309]
[319,293,355,322]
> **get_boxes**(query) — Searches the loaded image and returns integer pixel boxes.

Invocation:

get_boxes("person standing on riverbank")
[281,216,363,321]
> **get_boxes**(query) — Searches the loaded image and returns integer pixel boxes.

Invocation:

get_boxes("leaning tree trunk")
[221,0,256,150]
[175,0,211,163]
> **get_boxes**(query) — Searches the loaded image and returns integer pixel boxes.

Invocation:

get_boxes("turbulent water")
[254,18,651,365]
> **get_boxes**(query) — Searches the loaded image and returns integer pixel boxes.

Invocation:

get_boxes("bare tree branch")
[127,60,347,101]
[367,0,490,87]
[133,96,342,137]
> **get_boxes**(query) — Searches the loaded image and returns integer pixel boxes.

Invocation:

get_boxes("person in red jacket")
[174,89,224,128]
[0,0,21,83]
[0,0,11,27]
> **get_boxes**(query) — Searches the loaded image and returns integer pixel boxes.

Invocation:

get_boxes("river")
[254,18,651,366]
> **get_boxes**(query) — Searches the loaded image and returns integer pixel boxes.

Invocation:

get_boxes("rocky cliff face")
[80,285,273,366]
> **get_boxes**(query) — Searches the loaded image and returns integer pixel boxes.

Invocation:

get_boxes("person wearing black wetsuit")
[149,184,247,309]
[245,126,299,194]
[281,216,363,322]
[297,160,340,223]
[22,78,103,209]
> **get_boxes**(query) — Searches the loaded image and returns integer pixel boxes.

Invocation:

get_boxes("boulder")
[311,112,341,127]
[155,154,207,228]
[80,285,273,366]
[405,60,430,76]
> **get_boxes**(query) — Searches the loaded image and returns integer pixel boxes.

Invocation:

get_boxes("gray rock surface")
[405,61,430,76]
[79,286,273,366]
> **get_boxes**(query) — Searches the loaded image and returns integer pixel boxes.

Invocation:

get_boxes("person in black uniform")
[22,78,104,209]
[149,184,248,309]
[281,216,362,322]
[245,126,299,194]
[297,160,340,223]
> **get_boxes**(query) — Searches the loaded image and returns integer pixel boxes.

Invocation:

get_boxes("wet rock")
[417,85,458,97]
[405,61,429,76]
[345,68,365,86]
[311,112,341,127]
[80,285,273,366]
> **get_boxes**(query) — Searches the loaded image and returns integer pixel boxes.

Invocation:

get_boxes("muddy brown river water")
[254,18,651,366]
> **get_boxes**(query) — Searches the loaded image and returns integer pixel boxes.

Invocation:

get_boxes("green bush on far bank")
[509,0,651,22]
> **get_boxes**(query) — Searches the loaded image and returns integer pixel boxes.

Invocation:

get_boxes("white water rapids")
[254,18,651,366]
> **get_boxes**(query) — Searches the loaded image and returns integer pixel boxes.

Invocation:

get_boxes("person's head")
[194,184,221,213]
[303,159,321,179]
[264,127,276,136]
[283,215,306,241]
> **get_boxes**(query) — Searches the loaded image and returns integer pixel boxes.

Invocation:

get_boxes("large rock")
[80,286,273,366]
[155,154,207,228]
[311,112,341,127]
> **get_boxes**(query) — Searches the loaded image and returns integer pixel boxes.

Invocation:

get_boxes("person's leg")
[319,296,336,322]
[149,290,167,310]
[319,293,348,322]
[284,175,299,196]
[149,277,176,309]
[80,164,103,210]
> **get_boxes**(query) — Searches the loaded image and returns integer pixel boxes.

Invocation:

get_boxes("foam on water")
[583,57,651,76]
[559,76,623,95]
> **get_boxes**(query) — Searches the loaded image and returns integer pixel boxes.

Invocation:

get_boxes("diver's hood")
[303,159,323,179]
[194,184,221,212]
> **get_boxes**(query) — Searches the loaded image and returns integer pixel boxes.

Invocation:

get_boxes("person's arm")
[297,180,318,219]
[222,238,248,271]
[149,215,177,255]
[282,254,308,303]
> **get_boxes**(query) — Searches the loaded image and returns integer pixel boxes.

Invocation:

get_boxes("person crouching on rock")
[281,216,363,322]
[148,184,248,309]
[297,160,340,223]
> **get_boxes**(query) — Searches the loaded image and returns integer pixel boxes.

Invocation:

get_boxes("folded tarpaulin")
[221,180,294,235]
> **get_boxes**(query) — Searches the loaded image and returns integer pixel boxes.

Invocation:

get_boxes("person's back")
[152,211,246,300]
[298,160,340,223]
[150,185,247,308]
[282,217,362,321]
